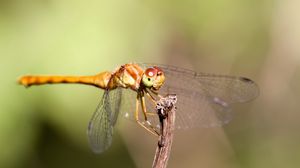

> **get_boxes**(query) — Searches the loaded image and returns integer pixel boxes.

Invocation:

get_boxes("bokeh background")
[1,0,300,168]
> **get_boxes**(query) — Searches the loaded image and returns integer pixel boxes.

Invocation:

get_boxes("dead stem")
[152,94,177,168]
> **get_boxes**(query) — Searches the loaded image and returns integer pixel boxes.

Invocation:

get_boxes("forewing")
[87,91,113,153]
[158,65,259,103]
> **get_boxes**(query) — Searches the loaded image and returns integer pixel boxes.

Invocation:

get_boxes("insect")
[18,63,259,153]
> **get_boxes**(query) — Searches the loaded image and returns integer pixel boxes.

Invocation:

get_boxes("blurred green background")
[1,0,300,168]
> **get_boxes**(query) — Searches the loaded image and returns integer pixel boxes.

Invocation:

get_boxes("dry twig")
[152,94,177,168]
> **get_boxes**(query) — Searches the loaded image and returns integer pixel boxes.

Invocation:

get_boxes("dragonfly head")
[142,66,165,90]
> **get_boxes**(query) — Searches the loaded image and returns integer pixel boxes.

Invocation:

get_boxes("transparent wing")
[87,89,122,153]
[158,65,259,103]
[139,64,259,129]
[158,85,233,129]
[109,88,123,126]
[119,89,139,122]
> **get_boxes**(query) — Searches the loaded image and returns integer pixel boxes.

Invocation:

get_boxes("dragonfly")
[18,63,259,153]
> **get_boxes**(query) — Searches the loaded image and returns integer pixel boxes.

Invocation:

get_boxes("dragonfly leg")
[149,89,163,99]
[140,93,160,135]
[144,89,160,116]
[144,89,157,105]
[135,94,159,136]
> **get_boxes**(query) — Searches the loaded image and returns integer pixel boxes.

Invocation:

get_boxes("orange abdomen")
[18,71,113,89]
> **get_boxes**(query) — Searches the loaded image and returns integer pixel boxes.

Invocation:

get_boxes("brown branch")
[152,94,177,168]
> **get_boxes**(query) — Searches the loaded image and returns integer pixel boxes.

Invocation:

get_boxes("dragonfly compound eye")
[142,68,156,87]
[142,67,165,89]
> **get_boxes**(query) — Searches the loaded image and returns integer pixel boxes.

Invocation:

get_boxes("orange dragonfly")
[18,63,259,153]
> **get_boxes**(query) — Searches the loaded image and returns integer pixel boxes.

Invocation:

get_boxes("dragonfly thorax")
[108,63,144,91]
